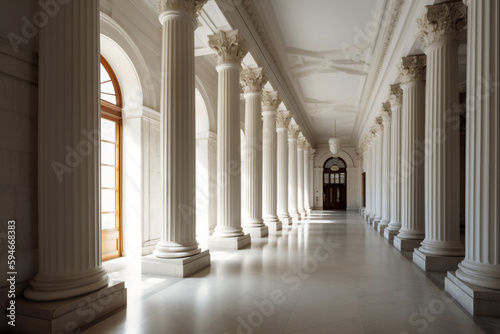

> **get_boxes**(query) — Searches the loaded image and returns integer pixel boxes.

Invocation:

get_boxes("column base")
[413,248,464,272]
[208,234,251,250]
[445,271,500,317]
[393,237,422,252]
[15,281,126,334]
[290,213,301,222]
[266,220,282,233]
[278,216,292,226]
[377,221,389,234]
[244,225,269,238]
[373,219,382,229]
[368,216,375,225]
[142,250,210,278]
[384,228,400,241]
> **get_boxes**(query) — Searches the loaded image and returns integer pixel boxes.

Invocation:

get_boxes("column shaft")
[297,140,305,215]
[277,110,292,224]
[25,0,109,301]
[288,126,300,219]
[379,106,392,231]
[154,8,201,258]
[304,149,311,214]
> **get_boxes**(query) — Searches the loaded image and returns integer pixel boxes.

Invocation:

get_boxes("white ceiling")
[266,0,383,144]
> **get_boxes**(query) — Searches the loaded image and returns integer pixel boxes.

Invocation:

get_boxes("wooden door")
[323,158,347,210]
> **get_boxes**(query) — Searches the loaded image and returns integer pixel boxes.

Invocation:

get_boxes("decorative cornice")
[417,2,467,48]
[288,124,301,139]
[398,54,426,84]
[276,109,292,129]
[262,90,281,111]
[156,0,208,17]
[208,30,248,66]
[240,67,267,93]
[389,84,403,107]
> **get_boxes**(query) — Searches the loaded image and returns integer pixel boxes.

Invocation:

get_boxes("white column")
[24,0,110,302]
[394,55,427,251]
[208,30,251,249]
[362,148,370,220]
[367,130,377,223]
[297,135,306,217]
[306,149,315,215]
[240,67,268,238]
[262,91,282,231]
[288,125,301,221]
[414,2,466,271]
[385,85,403,240]
[303,146,311,215]
[378,103,392,233]
[277,110,292,225]
[445,0,500,316]
[143,0,211,277]
[372,117,384,227]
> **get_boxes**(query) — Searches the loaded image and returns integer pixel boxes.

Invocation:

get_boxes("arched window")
[100,56,122,261]
[323,157,347,210]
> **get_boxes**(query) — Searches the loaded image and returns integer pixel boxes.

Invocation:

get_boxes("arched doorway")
[323,157,347,210]
[100,56,123,261]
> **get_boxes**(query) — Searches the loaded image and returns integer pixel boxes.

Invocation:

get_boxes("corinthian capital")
[276,110,292,129]
[398,55,426,84]
[381,103,392,123]
[262,91,281,111]
[157,0,208,17]
[208,30,248,66]
[417,2,467,48]
[389,84,403,107]
[240,68,267,93]
[297,134,307,149]
[288,125,300,139]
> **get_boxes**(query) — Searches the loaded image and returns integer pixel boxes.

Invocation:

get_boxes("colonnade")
[359,0,500,316]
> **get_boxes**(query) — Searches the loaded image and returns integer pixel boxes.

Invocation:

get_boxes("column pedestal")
[16,282,126,334]
[393,236,423,252]
[142,250,210,277]
[413,248,463,272]
[208,235,251,250]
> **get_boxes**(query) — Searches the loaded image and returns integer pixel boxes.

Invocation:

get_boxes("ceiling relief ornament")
[288,124,301,139]
[417,2,467,48]
[208,30,248,65]
[276,110,292,129]
[156,0,208,17]
[398,55,427,84]
[262,91,281,111]
[389,84,403,107]
[381,103,392,123]
[240,67,267,93]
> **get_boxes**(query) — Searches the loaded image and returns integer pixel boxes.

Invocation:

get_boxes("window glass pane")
[335,174,340,184]
[101,142,116,165]
[337,188,340,202]
[101,81,115,95]
[330,174,335,184]
[101,119,116,142]
[324,158,334,169]
[324,173,329,184]
[101,189,115,212]
[340,173,345,184]
[100,64,111,83]
[101,166,115,188]
[102,213,115,230]
[338,159,346,168]
[101,94,117,105]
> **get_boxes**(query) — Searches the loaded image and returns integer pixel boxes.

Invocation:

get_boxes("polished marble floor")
[84,211,499,334]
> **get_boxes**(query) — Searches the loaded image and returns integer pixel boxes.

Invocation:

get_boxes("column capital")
[398,55,427,84]
[288,124,301,139]
[297,134,307,149]
[262,90,281,112]
[381,103,392,123]
[417,2,467,48]
[208,30,248,66]
[240,67,267,93]
[389,84,403,107]
[276,109,292,129]
[157,0,208,18]
[310,149,316,160]
[373,116,384,135]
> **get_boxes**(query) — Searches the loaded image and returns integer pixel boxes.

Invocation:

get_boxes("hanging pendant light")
[329,119,340,155]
